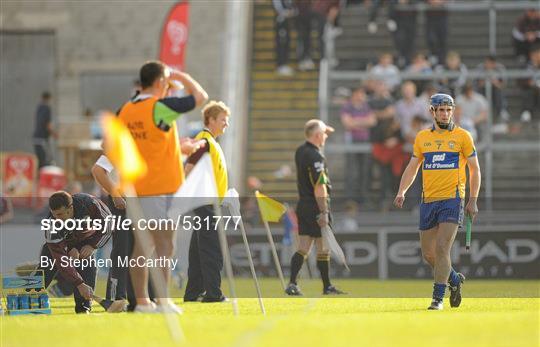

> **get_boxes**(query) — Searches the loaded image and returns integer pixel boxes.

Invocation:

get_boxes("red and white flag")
[159,1,190,71]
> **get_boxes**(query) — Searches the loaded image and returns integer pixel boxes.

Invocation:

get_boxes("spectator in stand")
[425,0,449,65]
[32,91,58,169]
[295,0,340,71]
[371,52,401,92]
[518,45,540,122]
[455,82,488,141]
[312,0,342,66]
[475,56,510,128]
[395,81,429,144]
[418,83,438,115]
[409,115,431,145]
[363,78,378,96]
[322,1,345,68]
[403,114,429,209]
[295,0,316,71]
[366,0,398,34]
[369,80,406,211]
[512,8,540,64]
[392,0,419,68]
[0,197,14,224]
[406,52,433,91]
[340,87,377,204]
[435,50,468,97]
[407,52,433,74]
[273,0,298,77]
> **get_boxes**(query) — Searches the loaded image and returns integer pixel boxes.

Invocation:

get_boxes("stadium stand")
[247,1,321,198]
[247,0,539,211]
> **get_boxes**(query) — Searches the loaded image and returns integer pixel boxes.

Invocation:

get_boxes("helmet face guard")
[429,93,455,129]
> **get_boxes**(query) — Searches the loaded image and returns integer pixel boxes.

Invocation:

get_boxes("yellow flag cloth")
[255,190,287,223]
[101,114,147,187]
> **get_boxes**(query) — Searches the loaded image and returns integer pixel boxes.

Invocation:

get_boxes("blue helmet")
[429,93,455,130]
[430,93,455,109]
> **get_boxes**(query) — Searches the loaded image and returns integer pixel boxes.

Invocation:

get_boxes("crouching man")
[39,191,112,313]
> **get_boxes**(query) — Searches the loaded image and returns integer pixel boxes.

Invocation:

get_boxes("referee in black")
[286,119,346,296]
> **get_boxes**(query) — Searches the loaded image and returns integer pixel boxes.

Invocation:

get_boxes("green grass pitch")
[2,279,538,347]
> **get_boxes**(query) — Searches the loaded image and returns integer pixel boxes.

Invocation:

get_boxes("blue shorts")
[419,197,464,231]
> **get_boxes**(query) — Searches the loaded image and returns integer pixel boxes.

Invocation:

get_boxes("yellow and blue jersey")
[413,125,476,201]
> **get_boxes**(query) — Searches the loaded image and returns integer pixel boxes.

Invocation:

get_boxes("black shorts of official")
[296,205,332,238]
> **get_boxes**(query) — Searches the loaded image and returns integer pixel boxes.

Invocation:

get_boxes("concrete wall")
[0,1,227,120]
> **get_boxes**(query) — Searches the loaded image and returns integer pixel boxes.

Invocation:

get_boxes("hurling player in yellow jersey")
[394,94,481,310]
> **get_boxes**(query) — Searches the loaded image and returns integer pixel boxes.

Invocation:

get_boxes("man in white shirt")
[455,83,488,141]
[395,81,430,144]
[371,53,401,92]
[92,155,132,310]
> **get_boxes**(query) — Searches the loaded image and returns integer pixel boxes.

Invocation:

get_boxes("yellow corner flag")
[255,190,287,223]
[101,114,147,186]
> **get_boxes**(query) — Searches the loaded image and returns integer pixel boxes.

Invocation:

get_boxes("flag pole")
[123,184,185,343]
[262,220,286,291]
[238,217,265,314]
[213,199,239,315]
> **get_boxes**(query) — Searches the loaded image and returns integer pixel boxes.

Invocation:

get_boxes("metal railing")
[359,0,540,56]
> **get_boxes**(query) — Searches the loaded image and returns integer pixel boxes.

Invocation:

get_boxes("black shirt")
[295,141,331,208]
[33,103,52,139]
[368,95,400,143]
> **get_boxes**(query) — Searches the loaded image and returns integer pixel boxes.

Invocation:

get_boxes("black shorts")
[296,205,332,238]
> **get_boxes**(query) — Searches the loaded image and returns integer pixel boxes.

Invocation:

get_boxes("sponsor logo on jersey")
[314,161,325,173]
[424,152,458,170]
[432,153,446,162]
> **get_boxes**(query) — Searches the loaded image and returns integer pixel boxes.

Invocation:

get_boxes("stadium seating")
[247,1,321,197]
[331,3,539,211]
[334,3,526,119]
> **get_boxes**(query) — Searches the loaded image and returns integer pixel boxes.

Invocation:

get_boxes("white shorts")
[138,195,174,223]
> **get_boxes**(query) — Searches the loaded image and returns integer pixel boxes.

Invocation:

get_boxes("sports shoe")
[298,59,315,71]
[367,21,378,34]
[285,283,303,296]
[386,19,397,32]
[449,272,465,308]
[134,302,158,313]
[500,109,511,122]
[428,299,443,310]
[323,285,347,295]
[184,292,206,302]
[201,295,228,303]
[276,65,294,77]
[520,110,532,122]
